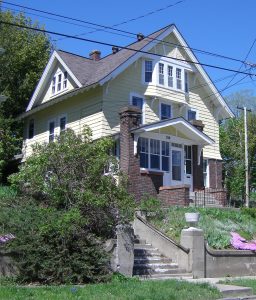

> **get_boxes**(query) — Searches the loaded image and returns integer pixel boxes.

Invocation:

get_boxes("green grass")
[219,279,256,294]
[0,279,221,300]
[149,207,256,249]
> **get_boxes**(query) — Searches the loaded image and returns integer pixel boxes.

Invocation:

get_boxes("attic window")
[51,70,68,95]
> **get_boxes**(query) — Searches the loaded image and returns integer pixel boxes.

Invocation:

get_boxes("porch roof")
[130,117,214,146]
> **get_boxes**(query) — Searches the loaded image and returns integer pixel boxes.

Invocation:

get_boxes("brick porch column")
[119,106,159,202]
[190,120,204,190]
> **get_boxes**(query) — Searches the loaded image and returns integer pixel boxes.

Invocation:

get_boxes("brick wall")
[119,106,161,202]
[208,159,223,189]
[157,185,190,206]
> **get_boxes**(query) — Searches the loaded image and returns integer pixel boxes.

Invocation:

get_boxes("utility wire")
[223,38,256,90]
[1,20,256,78]
[2,0,248,65]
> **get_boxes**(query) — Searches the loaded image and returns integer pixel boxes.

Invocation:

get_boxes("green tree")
[220,110,256,201]
[5,128,134,283]
[0,10,52,181]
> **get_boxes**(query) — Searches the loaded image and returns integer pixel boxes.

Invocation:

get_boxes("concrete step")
[134,238,147,244]
[134,262,178,269]
[217,296,256,300]
[216,284,253,298]
[134,244,157,250]
[134,249,162,256]
[133,267,187,276]
[138,273,193,280]
[134,257,172,264]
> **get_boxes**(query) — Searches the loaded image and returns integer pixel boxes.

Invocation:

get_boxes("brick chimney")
[112,46,119,54]
[137,33,144,41]
[89,50,101,61]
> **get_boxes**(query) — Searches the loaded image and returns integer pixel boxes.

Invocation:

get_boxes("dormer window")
[51,70,68,95]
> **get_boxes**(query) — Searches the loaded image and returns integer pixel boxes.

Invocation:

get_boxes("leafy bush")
[3,128,135,284]
[149,207,256,249]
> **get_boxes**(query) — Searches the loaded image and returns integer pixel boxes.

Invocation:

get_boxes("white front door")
[171,148,183,185]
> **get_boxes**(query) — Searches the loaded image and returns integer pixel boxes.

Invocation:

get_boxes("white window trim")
[187,107,199,120]
[130,92,145,124]
[51,69,68,97]
[142,57,191,93]
[159,100,172,120]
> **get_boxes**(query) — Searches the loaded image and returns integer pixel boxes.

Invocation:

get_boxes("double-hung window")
[176,68,182,90]
[145,60,153,83]
[160,103,171,120]
[184,145,192,175]
[162,141,170,171]
[172,150,182,181]
[59,116,66,132]
[28,119,34,139]
[139,137,149,168]
[132,95,144,124]
[49,121,55,142]
[150,139,160,169]
[168,65,173,88]
[158,63,164,85]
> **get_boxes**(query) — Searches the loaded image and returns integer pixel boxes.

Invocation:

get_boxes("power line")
[1,20,256,78]
[2,0,249,65]
[223,38,256,90]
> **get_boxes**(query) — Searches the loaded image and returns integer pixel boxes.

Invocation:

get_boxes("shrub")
[3,128,135,284]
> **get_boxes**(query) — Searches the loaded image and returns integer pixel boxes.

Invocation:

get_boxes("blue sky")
[2,0,256,97]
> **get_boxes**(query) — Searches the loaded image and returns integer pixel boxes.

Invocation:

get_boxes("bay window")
[176,68,182,90]
[158,63,164,85]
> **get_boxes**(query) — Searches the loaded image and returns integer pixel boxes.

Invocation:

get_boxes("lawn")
[148,207,256,249]
[219,278,256,294]
[0,279,221,300]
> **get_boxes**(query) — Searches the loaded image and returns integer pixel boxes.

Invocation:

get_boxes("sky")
[2,0,256,98]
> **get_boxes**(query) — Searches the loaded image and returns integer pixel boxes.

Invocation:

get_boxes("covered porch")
[131,117,214,193]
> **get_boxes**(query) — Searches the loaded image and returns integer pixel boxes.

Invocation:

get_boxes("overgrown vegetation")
[148,205,256,249]
[0,278,221,300]
[0,128,135,284]
[0,10,52,182]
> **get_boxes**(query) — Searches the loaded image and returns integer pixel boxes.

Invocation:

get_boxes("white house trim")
[131,117,214,146]
[26,51,82,112]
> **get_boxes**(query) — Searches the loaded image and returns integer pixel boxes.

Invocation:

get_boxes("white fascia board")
[99,25,177,86]
[132,118,214,145]
[172,27,234,119]
[26,51,82,112]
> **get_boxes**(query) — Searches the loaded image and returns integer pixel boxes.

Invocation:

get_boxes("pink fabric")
[230,232,256,250]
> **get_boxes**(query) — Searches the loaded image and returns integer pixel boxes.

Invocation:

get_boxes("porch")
[119,106,226,207]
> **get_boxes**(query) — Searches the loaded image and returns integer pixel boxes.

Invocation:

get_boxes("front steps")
[133,235,192,280]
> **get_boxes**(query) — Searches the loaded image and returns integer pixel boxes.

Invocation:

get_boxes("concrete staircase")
[133,235,192,280]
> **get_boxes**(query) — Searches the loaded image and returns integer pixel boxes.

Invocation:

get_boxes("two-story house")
[20,24,234,205]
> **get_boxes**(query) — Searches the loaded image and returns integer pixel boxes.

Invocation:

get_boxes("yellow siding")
[23,87,103,159]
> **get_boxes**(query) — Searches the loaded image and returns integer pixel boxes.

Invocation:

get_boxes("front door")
[171,148,183,185]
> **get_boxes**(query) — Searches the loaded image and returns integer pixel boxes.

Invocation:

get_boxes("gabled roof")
[25,24,234,119]
[131,117,215,146]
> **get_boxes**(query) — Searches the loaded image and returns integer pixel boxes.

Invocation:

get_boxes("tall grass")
[0,186,17,199]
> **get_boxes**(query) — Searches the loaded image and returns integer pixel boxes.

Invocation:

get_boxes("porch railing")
[194,188,227,207]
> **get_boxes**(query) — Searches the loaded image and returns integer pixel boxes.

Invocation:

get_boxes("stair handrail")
[135,213,190,254]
